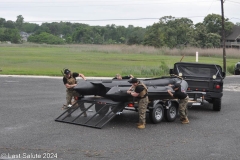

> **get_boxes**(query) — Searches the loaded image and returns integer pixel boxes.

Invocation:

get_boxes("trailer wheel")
[164,103,178,122]
[95,104,109,115]
[149,104,164,124]
[213,98,221,111]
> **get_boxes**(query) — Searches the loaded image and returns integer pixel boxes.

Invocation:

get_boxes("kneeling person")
[167,83,189,124]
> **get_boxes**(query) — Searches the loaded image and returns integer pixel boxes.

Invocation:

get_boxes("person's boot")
[83,112,87,117]
[62,104,68,110]
[180,117,185,121]
[72,100,79,107]
[182,117,189,124]
[137,122,146,126]
[137,123,145,129]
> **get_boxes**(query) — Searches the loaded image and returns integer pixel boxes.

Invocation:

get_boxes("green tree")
[65,35,72,44]
[190,23,221,48]
[116,26,127,43]
[144,16,193,48]
[22,23,39,33]
[35,24,51,34]
[189,23,208,48]
[0,28,5,41]
[91,26,104,44]
[104,24,118,44]
[206,33,221,48]
[60,22,73,37]
[0,18,6,27]
[224,21,235,37]
[127,27,145,45]
[72,25,93,43]
[16,15,24,30]
[144,23,165,47]
[39,22,61,35]
[203,14,234,37]
[2,28,21,43]
[4,20,15,29]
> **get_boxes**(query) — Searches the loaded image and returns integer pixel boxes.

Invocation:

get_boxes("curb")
[0,75,112,79]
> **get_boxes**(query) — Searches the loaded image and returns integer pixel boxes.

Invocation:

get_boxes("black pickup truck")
[234,62,240,75]
[169,62,225,111]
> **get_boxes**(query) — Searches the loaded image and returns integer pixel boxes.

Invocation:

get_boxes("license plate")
[192,102,201,105]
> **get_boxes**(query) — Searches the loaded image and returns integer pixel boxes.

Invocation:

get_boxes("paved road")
[0,75,240,160]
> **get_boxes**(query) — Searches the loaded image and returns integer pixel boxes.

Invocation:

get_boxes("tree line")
[0,14,239,48]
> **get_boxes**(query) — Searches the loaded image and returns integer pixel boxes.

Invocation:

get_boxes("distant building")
[223,25,240,48]
[20,31,32,42]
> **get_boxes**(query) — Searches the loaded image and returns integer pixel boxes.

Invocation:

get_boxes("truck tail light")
[215,85,221,89]
[128,103,134,107]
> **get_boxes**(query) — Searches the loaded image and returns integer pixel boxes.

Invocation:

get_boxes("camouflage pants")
[66,89,79,105]
[179,96,189,119]
[138,96,149,124]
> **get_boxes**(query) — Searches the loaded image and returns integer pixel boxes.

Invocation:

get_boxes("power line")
[24,16,206,23]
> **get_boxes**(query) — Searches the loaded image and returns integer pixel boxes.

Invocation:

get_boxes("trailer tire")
[149,104,164,124]
[95,104,109,115]
[164,103,178,122]
[213,98,221,111]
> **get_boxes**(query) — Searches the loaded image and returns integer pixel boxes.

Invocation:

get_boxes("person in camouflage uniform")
[112,74,134,80]
[127,78,148,129]
[62,69,87,116]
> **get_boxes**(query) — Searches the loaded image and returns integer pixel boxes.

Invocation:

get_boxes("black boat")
[74,76,188,102]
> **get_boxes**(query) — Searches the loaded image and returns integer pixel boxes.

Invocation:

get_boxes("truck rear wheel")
[149,104,164,124]
[213,98,221,111]
[234,70,239,75]
[164,103,178,122]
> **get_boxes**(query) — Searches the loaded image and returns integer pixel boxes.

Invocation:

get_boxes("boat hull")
[74,77,188,102]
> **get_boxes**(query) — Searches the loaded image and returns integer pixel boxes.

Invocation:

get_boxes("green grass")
[0,43,239,77]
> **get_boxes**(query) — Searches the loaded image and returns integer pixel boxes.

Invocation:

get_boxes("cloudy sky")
[0,0,239,27]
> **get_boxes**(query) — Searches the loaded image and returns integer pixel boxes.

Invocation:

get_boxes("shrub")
[122,61,170,77]
[227,64,235,75]
[28,32,64,44]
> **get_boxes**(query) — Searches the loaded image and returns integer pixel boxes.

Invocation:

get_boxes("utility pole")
[221,0,226,72]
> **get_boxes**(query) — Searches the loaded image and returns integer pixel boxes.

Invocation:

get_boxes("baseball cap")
[64,69,71,75]
[172,83,181,89]
[128,78,138,83]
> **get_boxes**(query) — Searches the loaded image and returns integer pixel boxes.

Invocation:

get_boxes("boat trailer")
[55,91,205,129]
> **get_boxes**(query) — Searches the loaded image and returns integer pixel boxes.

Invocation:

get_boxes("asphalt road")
[0,75,240,160]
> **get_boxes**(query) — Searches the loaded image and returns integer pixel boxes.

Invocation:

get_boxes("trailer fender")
[165,100,179,109]
[151,100,163,109]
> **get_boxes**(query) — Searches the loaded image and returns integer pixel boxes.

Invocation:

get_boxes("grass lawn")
[0,44,239,77]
